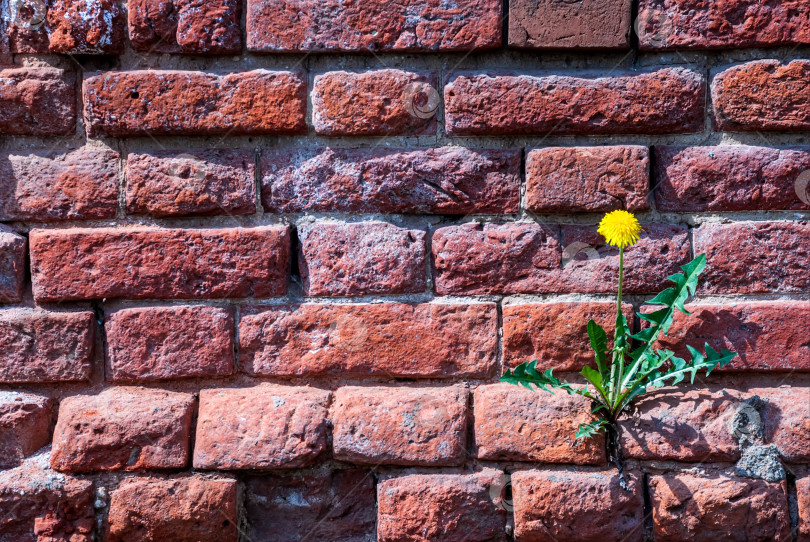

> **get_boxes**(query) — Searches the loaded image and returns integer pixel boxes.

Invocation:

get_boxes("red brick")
[713,60,810,132]
[6,0,51,53]
[0,391,52,469]
[0,147,119,222]
[526,146,650,213]
[105,305,235,382]
[107,475,238,542]
[128,0,241,54]
[377,469,507,542]
[193,384,330,469]
[502,302,634,371]
[508,0,631,50]
[51,387,195,472]
[0,309,95,383]
[125,149,256,218]
[313,70,438,136]
[798,477,810,542]
[473,384,605,465]
[444,68,705,136]
[30,226,290,302]
[0,452,95,542]
[298,222,426,296]
[512,469,644,542]
[0,67,76,136]
[247,0,501,52]
[47,0,125,53]
[0,227,26,304]
[751,387,810,462]
[83,70,307,138]
[649,472,790,541]
[694,222,810,294]
[638,0,810,51]
[238,302,498,378]
[261,147,521,214]
[245,470,376,542]
[654,145,810,212]
[332,386,467,466]
[653,302,810,371]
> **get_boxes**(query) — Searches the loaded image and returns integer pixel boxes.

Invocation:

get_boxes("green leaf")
[580,365,610,403]
[501,361,596,400]
[575,418,609,439]
[587,319,609,378]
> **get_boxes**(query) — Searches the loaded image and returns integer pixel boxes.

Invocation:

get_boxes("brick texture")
[0,67,76,136]
[47,0,125,54]
[798,477,810,542]
[752,387,810,462]
[0,391,52,469]
[0,228,26,303]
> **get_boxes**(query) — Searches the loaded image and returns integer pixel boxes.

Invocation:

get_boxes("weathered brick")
[502,302,634,371]
[474,385,605,465]
[128,0,241,54]
[751,387,810,462]
[0,147,119,222]
[126,149,256,218]
[638,0,810,51]
[332,386,467,466]
[654,145,810,212]
[0,452,95,542]
[444,68,705,136]
[649,472,790,541]
[245,470,376,542]
[105,305,235,382]
[0,391,52,469]
[51,387,195,472]
[261,147,521,215]
[239,302,498,378]
[107,475,238,542]
[30,226,290,302]
[298,222,426,296]
[193,384,330,469]
[247,0,502,52]
[0,227,26,304]
[47,0,125,53]
[6,0,51,53]
[694,222,810,294]
[377,469,507,542]
[512,469,644,542]
[798,477,810,542]
[83,70,307,137]
[526,146,650,213]
[313,70,438,136]
[652,302,810,371]
[0,67,76,136]
[508,0,631,50]
[713,60,810,132]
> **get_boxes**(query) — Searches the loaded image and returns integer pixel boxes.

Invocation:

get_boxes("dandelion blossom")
[598,210,643,249]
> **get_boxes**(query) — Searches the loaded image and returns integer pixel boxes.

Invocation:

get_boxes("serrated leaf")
[575,419,609,439]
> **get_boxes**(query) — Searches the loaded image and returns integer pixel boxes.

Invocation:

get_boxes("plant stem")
[610,247,626,407]
[605,420,630,491]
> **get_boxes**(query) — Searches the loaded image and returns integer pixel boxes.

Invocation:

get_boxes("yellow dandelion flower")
[597,210,643,249]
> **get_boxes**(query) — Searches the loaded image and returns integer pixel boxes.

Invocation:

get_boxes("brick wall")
[1,0,809,540]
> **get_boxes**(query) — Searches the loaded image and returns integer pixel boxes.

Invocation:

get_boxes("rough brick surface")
[752,387,810,462]
[473,385,606,465]
[526,146,649,213]
[649,472,790,541]
[245,470,376,542]
[30,226,290,301]
[247,0,502,52]
[0,309,95,383]
[51,387,195,472]
[313,70,437,136]
[0,228,26,304]
[128,0,242,54]
[798,477,810,542]
[107,475,238,542]
[332,386,467,466]
[126,149,256,217]
[193,385,331,469]
[0,147,119,222]
[638,0,810,50]
[261,147,521,214]
[502,302,634,371]
[377,469,507,542]
[83,70,307,137]
[0,67,76,136]
[694,222,810,294]
[239,302,497,378]
[512,469,644,542]
[509,0,631,50]
[6,0,51,53]
[444,68,705,136]
[299,222,426,296]
[0,391,52,469]
[654,145,810,212]
[0,452,95,542]
[713,60,810,132]
[105,305,235,382]
[47,0,125,53]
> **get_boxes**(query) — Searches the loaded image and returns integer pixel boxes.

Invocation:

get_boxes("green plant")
[501,211,737,489]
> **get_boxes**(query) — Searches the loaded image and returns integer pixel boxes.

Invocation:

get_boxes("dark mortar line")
[786,467,800,542]
[642,471,655,542]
